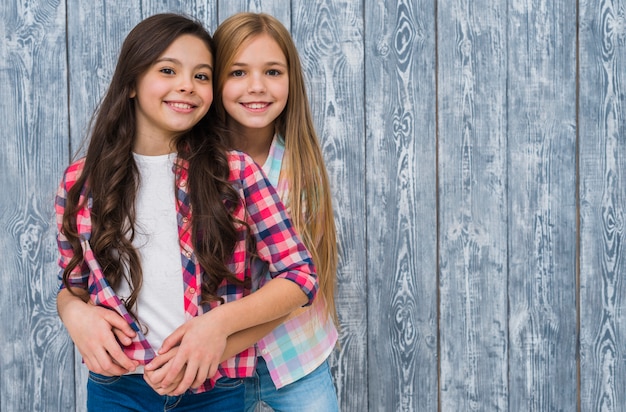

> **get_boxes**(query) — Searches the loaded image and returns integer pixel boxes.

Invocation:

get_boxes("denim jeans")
[244,357,339,412]
[87,372,244,411]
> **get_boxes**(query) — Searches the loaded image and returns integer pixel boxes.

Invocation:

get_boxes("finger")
[144,368,175,394]
[85,350,128,376]
[112,327,134,346]
[145,361,184,396]
[145,346,178,372]
[172,360,198,396]
[159,355,186,388]
[160,369,186,396]
[93,306,136,337]
[191,362,210,389]
[145,352,173,371]
[207,360,220,380]
[144,370,158,389]
[144,359,173,390]
[159,326,185,354]
[105,339,138,372]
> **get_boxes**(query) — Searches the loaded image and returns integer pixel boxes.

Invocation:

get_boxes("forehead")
[235,33,286,62]
[160,34,213,62]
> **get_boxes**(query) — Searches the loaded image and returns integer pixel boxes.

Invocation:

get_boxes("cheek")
[199,87,213,105]
[279,81,289,101]
[221,83,237,102]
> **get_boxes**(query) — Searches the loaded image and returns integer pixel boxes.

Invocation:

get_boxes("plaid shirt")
[55,151,317,392]
[256,136,338,388]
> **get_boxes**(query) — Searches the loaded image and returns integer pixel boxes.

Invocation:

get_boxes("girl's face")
[131,34,213,152]
[221,34,289,141]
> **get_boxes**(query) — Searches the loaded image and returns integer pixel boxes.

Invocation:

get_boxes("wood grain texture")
[507,1,578,410]
[3,0,626,411]
[579,0,626,410]
[289,1,367,410]
[0,1,74,411]
[217,0,290,29]
[66,1,142,155]
[437,1,509,410]
[141,0,217,30]
[365,1,438,411]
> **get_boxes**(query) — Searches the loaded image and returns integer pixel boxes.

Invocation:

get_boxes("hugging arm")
[144,157,317,395]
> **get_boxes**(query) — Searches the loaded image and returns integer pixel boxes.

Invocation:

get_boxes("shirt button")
[261,349,269,355]
[182,217,189,223]
[184,250,192,258]
[188,287,196,294]
[180,181,187,187]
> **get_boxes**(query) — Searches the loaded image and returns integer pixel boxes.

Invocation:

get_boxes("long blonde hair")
[212,12,338,325]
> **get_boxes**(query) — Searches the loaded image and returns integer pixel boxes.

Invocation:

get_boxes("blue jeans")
[244,357,339,412]
[87,372,244,411]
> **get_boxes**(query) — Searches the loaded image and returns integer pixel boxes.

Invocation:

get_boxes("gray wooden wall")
[1,0,625,411]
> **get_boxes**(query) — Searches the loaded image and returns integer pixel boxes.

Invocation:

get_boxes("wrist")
[207,304,235,336]
[57,288,88,322]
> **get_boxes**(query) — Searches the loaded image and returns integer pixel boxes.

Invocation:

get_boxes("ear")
[129,89,136,98]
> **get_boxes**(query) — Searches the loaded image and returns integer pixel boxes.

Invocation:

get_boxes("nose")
[178,76,194,94]
[247,73,266,93]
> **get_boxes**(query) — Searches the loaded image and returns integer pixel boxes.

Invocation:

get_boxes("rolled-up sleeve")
[55,163,89,291]
[239,156,318,305]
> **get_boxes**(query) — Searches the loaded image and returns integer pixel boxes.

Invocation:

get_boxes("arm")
[145,279,306,394]
[144,156,317,395]
[55,165,138,376]
[221,315,287,361]
[144,314,287,395]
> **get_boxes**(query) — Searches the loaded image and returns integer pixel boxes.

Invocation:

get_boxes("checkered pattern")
[55,151,317,392]
[255,136,338,389]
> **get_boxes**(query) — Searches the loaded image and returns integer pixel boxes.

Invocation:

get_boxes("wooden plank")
[365,0,438,410]
[65,3,144,409]
[141,0,217,32]
[0,1,74,411]
[217,0,290,29]
[437,1,509,409]
[289,1,367,410]
[507,1,578,410]
[579,0,626,410]
[66,1,142,155]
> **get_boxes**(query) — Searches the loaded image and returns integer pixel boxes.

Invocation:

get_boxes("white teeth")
[245,103,267,109]
[170,102,192,109]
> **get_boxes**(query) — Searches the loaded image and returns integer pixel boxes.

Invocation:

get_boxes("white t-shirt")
[115,153,185,363]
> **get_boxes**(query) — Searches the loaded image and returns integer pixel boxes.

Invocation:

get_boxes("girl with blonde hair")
[211,11,340,411]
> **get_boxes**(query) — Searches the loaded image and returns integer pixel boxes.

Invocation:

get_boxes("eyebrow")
[156,57,213,71]
[231,61,287,68]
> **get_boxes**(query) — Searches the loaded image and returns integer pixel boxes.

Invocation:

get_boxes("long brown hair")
[212,13,338,324]
[61,13,246,319]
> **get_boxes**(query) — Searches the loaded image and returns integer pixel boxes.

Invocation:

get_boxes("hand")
[59,293,139,375]
[144,347,186,395]
[144,312,227,395]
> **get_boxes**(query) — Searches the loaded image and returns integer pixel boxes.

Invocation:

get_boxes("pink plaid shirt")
[55,151,317,392]
[256,135,338,388]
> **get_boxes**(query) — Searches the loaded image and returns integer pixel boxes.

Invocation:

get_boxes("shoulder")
[226,150,259,180]
[62,157,87,189]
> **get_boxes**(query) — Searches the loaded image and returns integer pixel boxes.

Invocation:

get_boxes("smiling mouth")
[242,102,269,109]
[167,102,196,109]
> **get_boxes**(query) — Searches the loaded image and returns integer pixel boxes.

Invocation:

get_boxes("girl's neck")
[231,128,274,166]
[133,133,176,156]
